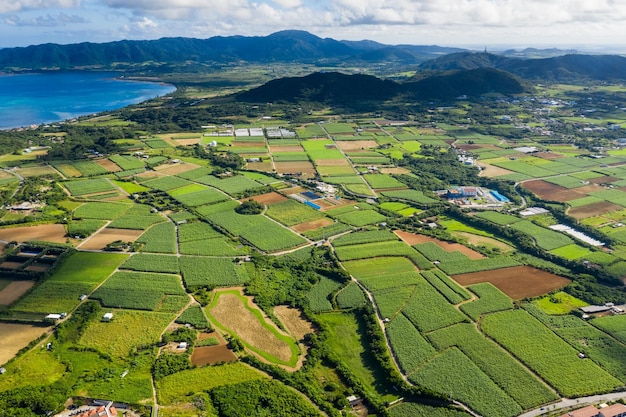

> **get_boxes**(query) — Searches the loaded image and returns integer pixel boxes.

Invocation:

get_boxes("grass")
[533,291,589,315]
[79,310,174,357]
[315,312,398,403]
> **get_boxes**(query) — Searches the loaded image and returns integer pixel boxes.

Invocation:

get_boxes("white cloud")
[4,12,86,26]
[0,0,82,14]
[273,0,303,8]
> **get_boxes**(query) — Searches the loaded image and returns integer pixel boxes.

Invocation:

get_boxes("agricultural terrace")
[207,289,300,367]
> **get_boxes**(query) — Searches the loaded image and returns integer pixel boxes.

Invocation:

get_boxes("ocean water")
[0,72,175,129]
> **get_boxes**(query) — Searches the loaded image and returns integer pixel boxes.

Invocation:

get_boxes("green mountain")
[237,68,526,104]
[420,52,626,81]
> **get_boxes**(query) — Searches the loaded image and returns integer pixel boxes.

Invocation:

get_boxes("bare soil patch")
[0,261,24,269]
[0,224,67,244]
[315,159,350,166]
[314,199,337,210]
[191,345,237,366]
[275,161,316,176]
[380,167,411,175]
[135,171,165,181]
[270,145,304,152]
[394,230,484,259]
[452,266,570,299]
[210,289,294,363]
[454,232,514,252]
[244,192,288,205]
[522,180,585,202]
[174,138,201,146]
[569,202,622,220]
[274,306,315,341]
[94,158,122,172]
[155,163,200,176]
[79,228,143,250]
[478,164,514,177]
[291,218,334,233]
[0,322,50,365]
[233,142,267,148]
[456,144,483,151]
[0,280,35,305]
[589,176,620,184]
[246,162,273,172]
[15,166,59,178]
[25,264,49,272]
[535,152,565,160]
[335,140,378,151]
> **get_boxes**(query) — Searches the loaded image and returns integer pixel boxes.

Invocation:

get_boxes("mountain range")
[0,30,465,71]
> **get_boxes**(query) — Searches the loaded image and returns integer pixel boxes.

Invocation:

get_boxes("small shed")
[177,342,188,350]
[0,367,6,374]
[102,312,114,321]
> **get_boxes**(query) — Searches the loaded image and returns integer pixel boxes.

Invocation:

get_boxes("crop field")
[335,282,367,309]
[11,252,127,313]
[176,305,210,329]
[591,315,626,344]
[452,265,570,299]
[64,178,117,196]
[207,289,300,366]
[66,218,107,237]
[435,255,521,276]
[362,174,407,189]
[482,309,621,397]
[474,211,522,225]
[178,221,222,241]
[332,229,399,247]
[509,220,574,250]
[380,189,438,205]
[73,201,131,219]
[157,362,265,405]
[307,276,342,312]
[460,283,513,320]
[334,240,429,267]
[522,180,584,202]
[334,209,386,227]
[121,253,180,274]
[266,199,326,226]
[427,323,558,409]
[179,256,249,288]
[386,313,435,374]
[390,403,469,417]
[79,310,174,357]
[167,183,207,196]
[206,210,307,251]
[108,155,145,170]
[174,188,230,206]
[301,221,352,240]
[408,347,522,417]
[91,270,187,312]
[143,175,192,191]
[179,236,247,256]
[107,204,165,229]
[550,244,592,260]
[79,228,143,250]
[301,139,345,161]
[420,270,469,304]
[196,174,266,195]
[413,242,471,263]
[136,222,177,253]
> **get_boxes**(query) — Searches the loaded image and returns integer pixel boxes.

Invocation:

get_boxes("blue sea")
[0,72,175,129]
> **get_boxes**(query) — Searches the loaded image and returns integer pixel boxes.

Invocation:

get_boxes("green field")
[179,256,249,288]
[266,199,325,226]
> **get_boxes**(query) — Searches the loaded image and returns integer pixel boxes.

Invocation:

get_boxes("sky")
[1,0,626,51]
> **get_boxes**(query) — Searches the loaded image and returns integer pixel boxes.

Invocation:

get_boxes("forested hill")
[237,68,526,104]
[420,52,626,81]
[0,30,464,71]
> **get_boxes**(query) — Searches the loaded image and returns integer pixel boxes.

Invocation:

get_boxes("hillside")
[420,52,626,81]
[237,68,526,103]
[0,30,464,71]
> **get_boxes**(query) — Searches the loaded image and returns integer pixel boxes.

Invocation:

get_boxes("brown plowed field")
[156,163,200,175]
[535,152,565,160]
[452,266,570,299]
[25,264,49,272]
[335,140,378,151]
[0,261,24,269]
[522,180,584,202]
[246,162,273,172]
[79,228,144,250]
[174,138,201,146]
[190,332,237,366]
[315,159,350,166]
[210,290,294,363]
[394,230,484,259]
[0,224,67,244]
[0,322,49,365]
[380,167,411,175]
[569,202,622,219]
[456,144,482,151]
[275,161,316,176]
[245,192,288,205]
[0,280,35,305]
[95,158,122,172]
[269,145,304,152]
[589,176,619,184]
[291,218,334,233]
[478,164,514,177]
[274,306,315,341]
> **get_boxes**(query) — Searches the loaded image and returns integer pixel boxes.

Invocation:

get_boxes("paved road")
[518,393,626,417]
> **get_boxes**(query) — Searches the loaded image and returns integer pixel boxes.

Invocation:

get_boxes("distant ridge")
[420,52,626,81]
[237,69,526,104]
[0,30,465,71]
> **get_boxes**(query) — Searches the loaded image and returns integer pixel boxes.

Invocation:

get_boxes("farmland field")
[482,309,621,397]
[0,322,49,365]
[0,224,67,243]
[64,178,117,196]
[179,256,249,288]
[266,199,326,226]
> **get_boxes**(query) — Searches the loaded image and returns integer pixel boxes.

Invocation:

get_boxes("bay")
[0,71,175,129]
